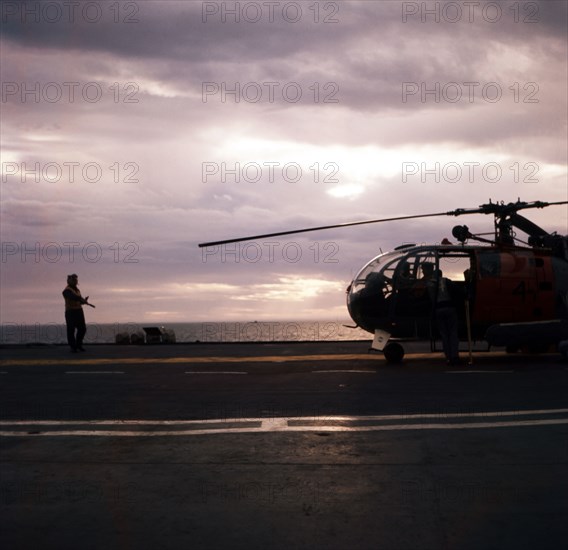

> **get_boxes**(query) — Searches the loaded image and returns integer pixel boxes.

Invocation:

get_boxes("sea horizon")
[0,320,371,345]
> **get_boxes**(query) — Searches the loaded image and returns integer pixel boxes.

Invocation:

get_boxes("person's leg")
[447,308,460,363]
[76,310,87,350]
[437,308,460,363]
[65,311,77,351]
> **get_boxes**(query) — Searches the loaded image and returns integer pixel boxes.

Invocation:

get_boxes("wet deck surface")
[1,342,567,549]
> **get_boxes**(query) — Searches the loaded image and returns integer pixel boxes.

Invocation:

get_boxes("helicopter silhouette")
[199,200,568,363]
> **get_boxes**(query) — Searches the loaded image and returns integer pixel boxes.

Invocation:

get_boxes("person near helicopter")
[427,269,462,365]
[406,261,436,315]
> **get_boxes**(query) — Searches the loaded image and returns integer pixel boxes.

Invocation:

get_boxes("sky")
[1,0,567,326]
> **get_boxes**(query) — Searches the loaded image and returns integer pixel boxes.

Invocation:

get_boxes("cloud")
[1,0,566,325]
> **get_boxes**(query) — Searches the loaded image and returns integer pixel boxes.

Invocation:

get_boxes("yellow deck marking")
[0,353,382,367]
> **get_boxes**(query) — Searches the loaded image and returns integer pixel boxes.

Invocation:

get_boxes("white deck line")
[1,418,568,437]
[2,409,568,436]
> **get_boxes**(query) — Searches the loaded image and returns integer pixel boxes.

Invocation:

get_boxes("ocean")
[0,321,371,345]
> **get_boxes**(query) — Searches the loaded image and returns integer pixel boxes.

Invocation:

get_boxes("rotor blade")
[198,211,451,247]
[198,200,568,248]
[439,200,568,218]
[511,200,568,211]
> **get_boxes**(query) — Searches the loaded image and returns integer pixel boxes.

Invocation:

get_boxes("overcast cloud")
[1,0,566,325]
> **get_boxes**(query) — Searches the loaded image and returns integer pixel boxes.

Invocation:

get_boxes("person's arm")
[62,289,87,304]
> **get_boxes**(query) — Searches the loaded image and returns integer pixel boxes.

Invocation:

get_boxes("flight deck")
[1,342,567,549]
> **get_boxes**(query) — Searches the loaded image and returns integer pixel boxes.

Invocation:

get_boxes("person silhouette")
[428,269,461,365]
[62,274,91,352]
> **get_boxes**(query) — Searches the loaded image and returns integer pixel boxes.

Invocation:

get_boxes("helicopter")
[199,200,568,363]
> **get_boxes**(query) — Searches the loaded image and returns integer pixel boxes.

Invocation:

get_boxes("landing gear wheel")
[383,342,404,364]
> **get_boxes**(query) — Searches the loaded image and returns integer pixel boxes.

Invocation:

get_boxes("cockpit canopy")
[347,245,473,334]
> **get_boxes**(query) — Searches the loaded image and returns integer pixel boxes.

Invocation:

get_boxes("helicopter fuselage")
[346,243,568,348]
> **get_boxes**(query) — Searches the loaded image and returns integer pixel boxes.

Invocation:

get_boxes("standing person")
[62,274,92,352]
[428,269,461,365]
